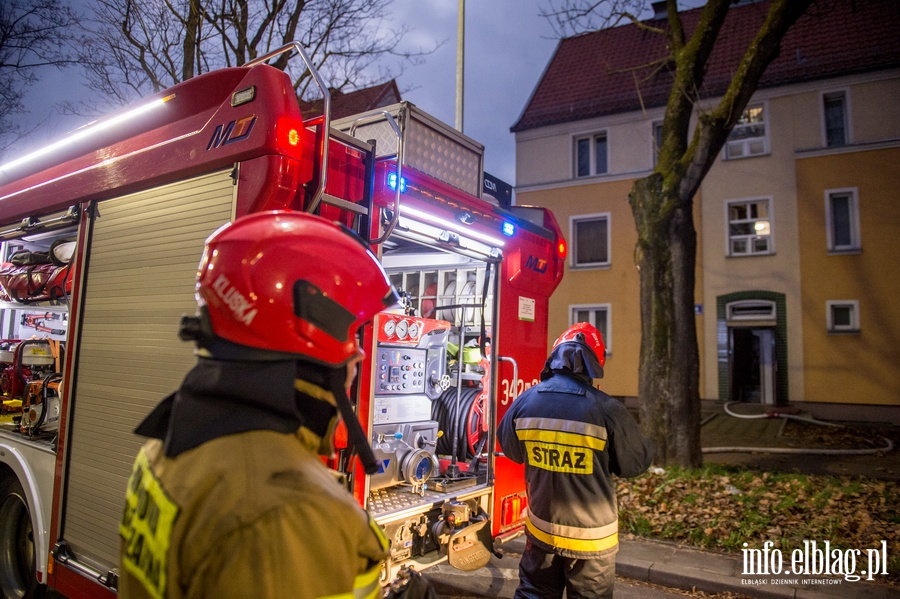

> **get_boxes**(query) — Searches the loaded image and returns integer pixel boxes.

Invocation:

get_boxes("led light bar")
[0,94,176,175]
[399,204,506,248]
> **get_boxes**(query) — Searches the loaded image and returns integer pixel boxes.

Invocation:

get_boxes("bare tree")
[540,0,814,466]
[0,0,78,152]
[69,0,430,117]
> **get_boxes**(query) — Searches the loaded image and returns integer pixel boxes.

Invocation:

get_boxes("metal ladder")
[247,42,402,245]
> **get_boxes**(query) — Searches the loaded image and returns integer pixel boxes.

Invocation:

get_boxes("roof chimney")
[652,1,667,19]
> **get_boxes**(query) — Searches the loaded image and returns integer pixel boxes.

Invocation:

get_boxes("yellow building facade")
[796,147,900,406]
[512,3,900,410]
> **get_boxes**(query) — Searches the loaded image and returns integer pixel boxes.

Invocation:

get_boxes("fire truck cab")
[0,43,564,598]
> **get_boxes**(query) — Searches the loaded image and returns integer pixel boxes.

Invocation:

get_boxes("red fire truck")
[0,43,565,599]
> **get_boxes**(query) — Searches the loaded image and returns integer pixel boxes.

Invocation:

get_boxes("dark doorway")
[729,327,776,404]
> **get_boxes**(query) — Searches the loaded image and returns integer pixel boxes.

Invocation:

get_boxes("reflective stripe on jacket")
[119,430,388,599]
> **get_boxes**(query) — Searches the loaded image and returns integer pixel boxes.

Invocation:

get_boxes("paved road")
[424,536,699,598]
[428,567,696,598]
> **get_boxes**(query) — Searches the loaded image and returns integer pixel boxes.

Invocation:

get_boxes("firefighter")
[119,211,399,599]
[497,323,655,599]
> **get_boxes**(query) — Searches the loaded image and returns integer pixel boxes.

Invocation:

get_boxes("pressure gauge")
[383,319,396,337]
[407,322,420,340]
[395,319,408,340]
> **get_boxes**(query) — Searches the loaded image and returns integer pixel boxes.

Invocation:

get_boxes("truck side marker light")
[231,86,256,107]
[0,94,176,175]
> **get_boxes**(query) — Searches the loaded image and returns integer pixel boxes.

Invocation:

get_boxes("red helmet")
[553,322,606,369]
[194,211,398,366]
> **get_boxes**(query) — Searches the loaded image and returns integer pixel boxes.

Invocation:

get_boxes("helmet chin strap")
[183,306,379,473]
[326,367,379,475]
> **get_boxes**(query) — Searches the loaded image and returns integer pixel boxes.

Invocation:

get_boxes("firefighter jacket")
[497,372,654,559]
[119,359,389,599]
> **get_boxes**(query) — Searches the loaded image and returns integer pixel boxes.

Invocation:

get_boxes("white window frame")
[821,88,851,148]
[826,300,860,333]
[725,197,774,256]
[824,187,861,253]
[569,212,611,268]
[573,131,609,178]
[725,103,769,159]
[726,300,777,322]
[569,303,611,355]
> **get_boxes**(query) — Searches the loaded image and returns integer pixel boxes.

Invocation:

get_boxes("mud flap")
[447,517,493,571]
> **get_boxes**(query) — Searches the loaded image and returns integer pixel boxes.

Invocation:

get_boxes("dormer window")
[725,104,768,159]
[574,132,608,177]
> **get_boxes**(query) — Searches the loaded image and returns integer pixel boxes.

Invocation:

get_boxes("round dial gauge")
[407,322,420,339]
[395,319,409,339]
[383,319,396,337]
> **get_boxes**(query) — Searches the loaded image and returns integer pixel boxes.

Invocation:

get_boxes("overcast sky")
[9,0,560,186]
[389,0,559,184]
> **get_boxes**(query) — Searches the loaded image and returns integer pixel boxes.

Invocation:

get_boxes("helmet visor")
[294,279,356,343]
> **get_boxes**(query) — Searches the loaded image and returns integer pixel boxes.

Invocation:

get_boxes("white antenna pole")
[455,0,465,132]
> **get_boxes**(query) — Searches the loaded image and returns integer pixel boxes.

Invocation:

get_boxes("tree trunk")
[629,174,701,467]
[182,0,202,81]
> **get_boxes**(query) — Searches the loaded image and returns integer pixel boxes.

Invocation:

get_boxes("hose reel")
[431,386,485,462]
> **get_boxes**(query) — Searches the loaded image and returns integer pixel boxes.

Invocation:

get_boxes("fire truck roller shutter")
[61,170,235,575]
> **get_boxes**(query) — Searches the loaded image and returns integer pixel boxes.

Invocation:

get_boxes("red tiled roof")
[300,79,401,120]
[512,0,900,132]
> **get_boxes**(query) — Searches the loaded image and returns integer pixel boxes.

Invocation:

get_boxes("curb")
[617,538,899,599]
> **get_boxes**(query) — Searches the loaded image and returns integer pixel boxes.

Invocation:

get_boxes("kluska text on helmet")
[212,274,258,325]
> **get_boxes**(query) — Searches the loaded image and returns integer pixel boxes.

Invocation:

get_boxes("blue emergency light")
[502,222,515,237]
[387,172,407,193]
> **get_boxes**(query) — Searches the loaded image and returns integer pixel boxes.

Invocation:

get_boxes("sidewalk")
[617,535,898,599]
[427,534,899,598]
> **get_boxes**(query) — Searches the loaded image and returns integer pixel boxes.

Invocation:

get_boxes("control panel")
[372,312,452,425]
[376,348,427,395]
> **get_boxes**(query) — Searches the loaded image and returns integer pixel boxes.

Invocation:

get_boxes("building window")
[727,198,772,256]
[725,104,768,159]
[652,121,663,166]
[822,91,848,147]
[570,304,611,354]
[726,300,776,322]
[575,132,608,177]
[825,188,860,252]
[826,300,859,333]
[570,213,610,267]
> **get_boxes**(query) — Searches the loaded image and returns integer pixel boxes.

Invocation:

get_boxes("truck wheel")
[0,475,44,599]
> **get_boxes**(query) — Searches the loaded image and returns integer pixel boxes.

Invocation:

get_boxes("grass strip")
[616,465,900,584]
